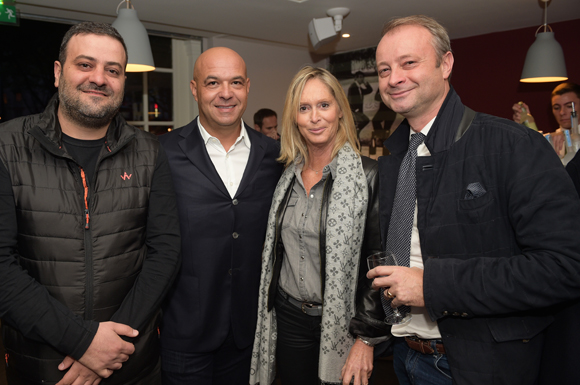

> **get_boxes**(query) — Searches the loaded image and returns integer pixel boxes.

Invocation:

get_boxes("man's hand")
[56,356,102,385]
[552,130,566,157]
[78,322,138,378]
[368,266,425,307]
[512,102,524,123]
[341,339,374,385]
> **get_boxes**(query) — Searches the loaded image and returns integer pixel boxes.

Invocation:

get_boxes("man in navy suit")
[159,47,283,385]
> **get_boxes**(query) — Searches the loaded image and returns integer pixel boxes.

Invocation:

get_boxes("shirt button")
[301,255,305,260]
[230,182,234,187]
[310,194,314,199]
[300,277,304,281]
[232,232,239,239]
[232,199,239,205]
[226,153,230,158]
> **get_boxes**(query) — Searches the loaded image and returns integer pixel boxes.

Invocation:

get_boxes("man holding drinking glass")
[368,15,580,385]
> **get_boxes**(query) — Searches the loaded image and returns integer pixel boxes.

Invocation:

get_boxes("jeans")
[274,291,322,385]
[392,337,453,385]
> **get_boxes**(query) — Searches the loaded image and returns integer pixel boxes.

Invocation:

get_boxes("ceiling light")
[342,33,350,38]
[520,0,567,83]
[112,0,155,72]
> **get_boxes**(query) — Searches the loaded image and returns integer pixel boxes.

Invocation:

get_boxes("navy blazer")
[159,118,283,352]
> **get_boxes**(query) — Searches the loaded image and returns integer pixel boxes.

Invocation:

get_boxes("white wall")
[204,36,327,127]
[172,39,202,128]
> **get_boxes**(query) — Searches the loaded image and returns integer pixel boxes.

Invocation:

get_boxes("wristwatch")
[357,336,376,347]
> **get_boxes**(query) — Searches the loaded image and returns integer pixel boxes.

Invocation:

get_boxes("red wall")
[451,19,580,133]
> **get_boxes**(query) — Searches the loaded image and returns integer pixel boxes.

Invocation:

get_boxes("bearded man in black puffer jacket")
[0,22,181,385]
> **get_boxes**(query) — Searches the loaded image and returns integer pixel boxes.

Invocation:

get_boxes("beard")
[58,76,123,130]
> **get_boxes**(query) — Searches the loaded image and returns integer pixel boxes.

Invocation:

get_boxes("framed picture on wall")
[329,47,402,159]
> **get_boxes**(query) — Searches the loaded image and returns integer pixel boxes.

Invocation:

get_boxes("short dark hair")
[552,82,580,100]
[354,71,364,78]
[253,108,277,128]
[59,22,128,67]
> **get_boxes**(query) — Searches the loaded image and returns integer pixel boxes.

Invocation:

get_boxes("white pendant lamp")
[112,0,155,72]
[520,0,567,83]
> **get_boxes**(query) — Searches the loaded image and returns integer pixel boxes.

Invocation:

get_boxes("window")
[121,35,175,135]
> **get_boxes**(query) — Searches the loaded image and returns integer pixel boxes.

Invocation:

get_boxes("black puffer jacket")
[0,95,181,384]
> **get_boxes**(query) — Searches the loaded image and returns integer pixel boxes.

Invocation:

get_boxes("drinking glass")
[367,251,412,325]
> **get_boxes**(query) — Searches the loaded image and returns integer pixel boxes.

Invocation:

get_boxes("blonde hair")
[278,66,360,167]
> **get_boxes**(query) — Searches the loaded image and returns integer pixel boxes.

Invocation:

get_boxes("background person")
[512,82,580,163]
[0,22,181,385]
[254,108,279,140]
[159,47,283,385]
[250,66,389,385]
[348,71,373,133]
[369,15,580,385]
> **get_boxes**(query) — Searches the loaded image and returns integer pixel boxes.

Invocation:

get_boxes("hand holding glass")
[367,251,412,325]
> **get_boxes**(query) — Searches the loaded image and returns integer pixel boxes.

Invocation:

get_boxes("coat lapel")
[236,125,267,197]
[177,118,230,197]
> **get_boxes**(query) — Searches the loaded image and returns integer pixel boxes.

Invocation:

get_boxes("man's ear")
[54,61,63,88]
[254,124,261,132]
[441,51,454,80]
[190,80,198,102]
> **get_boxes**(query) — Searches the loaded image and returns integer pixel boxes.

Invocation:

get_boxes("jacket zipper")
[81,169,90,230]
[80,167,94,319]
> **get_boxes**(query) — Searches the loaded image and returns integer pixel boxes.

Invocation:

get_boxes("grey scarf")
[250,142,368,384]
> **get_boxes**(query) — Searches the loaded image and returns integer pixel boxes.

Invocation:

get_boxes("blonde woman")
[250,67,389,385]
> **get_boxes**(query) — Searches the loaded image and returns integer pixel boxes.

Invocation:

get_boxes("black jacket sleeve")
[0,158,99,359]
[109,145,181,331]
[349,157,391,339]
[424,127,580,319]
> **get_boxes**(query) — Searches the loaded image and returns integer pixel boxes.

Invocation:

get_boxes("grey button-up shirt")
[278,158,337,304]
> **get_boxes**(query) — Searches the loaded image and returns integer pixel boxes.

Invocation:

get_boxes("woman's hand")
[341,338,374,385]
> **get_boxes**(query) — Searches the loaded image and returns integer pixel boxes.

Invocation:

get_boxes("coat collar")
[29,93,136,157]
[177,117,269,198]
[385,86,465,156]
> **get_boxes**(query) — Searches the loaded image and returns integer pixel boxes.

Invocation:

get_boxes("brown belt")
[405,336,446,355]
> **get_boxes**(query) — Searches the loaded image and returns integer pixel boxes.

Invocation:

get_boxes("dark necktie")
[381,132,426,317]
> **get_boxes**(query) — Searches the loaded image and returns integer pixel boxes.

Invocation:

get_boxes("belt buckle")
[419,340,435,355]
[301,302,314,314]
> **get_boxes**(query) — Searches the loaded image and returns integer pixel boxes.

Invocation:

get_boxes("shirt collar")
[197,118,251,149]
[294,155,338,179]
[409,116,436,140]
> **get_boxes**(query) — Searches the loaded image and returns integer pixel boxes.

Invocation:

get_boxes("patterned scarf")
[250,142,368,384]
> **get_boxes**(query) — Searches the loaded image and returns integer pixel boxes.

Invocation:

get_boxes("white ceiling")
[16,0,580,55]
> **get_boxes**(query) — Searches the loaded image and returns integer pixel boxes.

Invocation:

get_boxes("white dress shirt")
[198,119,251,198]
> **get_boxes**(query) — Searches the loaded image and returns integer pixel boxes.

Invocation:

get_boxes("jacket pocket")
[457,190,494,211]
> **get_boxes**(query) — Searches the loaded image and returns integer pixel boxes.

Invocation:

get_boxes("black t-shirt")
[61,133,104,186]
